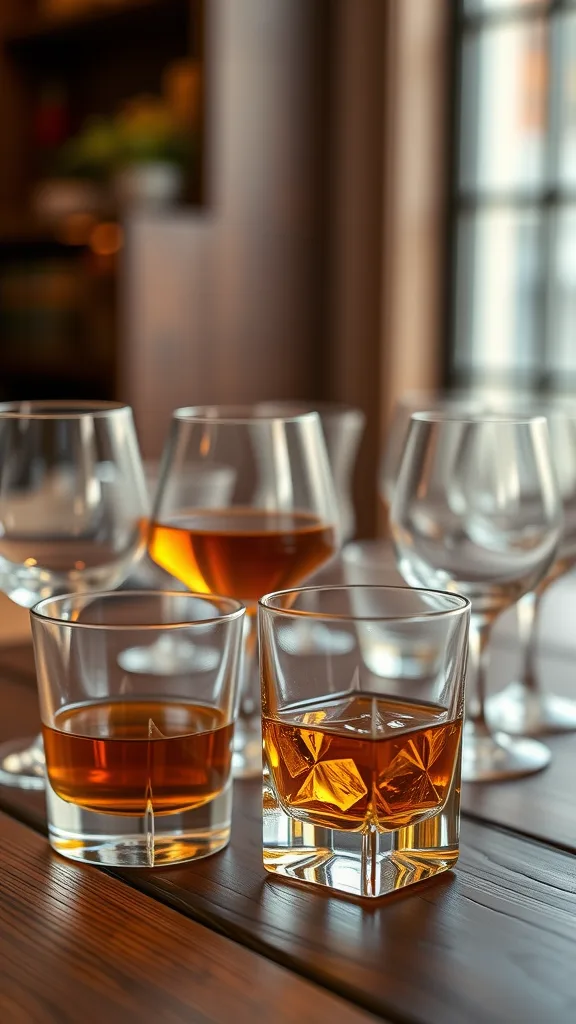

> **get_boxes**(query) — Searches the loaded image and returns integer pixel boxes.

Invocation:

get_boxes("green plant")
[55,117,119,181]
[115,96,190,168]
[54,97,191,182]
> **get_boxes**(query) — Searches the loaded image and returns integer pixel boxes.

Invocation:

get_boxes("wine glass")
[0,400,148,789]
[256,401,364,657]
[390,411,562,782]
[487,404,576,734]
[257,402,365,542]
[147,406,340,778]
[379,391,487,529]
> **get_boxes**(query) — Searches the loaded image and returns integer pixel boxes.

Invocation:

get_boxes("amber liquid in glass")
[43,700,233,816]
[263,694,461,832]
[148,509,335,601]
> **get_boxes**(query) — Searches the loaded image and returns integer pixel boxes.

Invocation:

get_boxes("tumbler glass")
[31,590,245,867]
[260,584,470,899]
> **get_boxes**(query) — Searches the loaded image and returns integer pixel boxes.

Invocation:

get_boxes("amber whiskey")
[43,699,233,816]
[263,694,462,832]
[148,509,336,601]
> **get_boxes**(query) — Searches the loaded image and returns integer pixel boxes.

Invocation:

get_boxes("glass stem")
[467,615,492,737]
[517,589,541,694]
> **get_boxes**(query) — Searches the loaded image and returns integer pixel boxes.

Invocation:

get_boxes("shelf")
[0,353,111,382]
[5,0,190,58]
[0,214,59,247]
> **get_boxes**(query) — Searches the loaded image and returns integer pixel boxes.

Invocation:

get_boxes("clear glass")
[256,402,365,542]
[31,590,245,867]
[379,391,488,519]
[454,208,544,387]
[459,19,548,195]
[343,541,417,676]
[148,407,339,778]
[0,401,148,791]
[390,412,562,781]
[484,401,576,732]
[259,585,470,899]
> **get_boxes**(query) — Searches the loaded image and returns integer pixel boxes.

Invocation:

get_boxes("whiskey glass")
[0,401,148,790]
[148,407,339,778]
[391,412,562,782]
[31,590,245,867]
[260,584,470,899]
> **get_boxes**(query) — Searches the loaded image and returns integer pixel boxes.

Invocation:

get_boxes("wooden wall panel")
[326,0,452,536]
[122,0,330,458]
[122,0,452,536]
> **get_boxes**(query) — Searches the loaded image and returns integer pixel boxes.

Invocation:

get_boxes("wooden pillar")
[326,0,452,537]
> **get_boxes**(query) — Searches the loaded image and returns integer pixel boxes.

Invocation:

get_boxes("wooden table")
[0,638,575,1024]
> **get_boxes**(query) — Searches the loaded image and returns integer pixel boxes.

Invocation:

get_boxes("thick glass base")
[462,720,551,782]
[487,681,576,736]
[46,777,232,867]
[0,734,46,790]
[262,773,460,899]
[232,714,262,779]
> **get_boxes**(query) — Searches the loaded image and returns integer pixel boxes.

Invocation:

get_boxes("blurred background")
[0,0,569,536]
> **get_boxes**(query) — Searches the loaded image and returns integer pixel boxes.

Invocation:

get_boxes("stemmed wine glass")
[379,391,486,528]
[147,406,339,778]
[485,404,576,734]
[0,400,148,789]
[390,411,562,781]
[257,401,365,542]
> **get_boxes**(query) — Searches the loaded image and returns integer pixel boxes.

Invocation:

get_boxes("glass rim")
[172,405,322,426]
[0,400,131,421]
[258,584,470,623]
[411,411,548,426]
[30,589,246,630]
[255,400,365,423]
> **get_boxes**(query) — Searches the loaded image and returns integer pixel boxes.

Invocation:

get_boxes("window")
[452,0,576,392]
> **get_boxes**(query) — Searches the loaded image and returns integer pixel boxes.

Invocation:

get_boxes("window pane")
[454,208,544,384]
[552,12,576,188]
[464,1,548,13]
[460,20,548,193]
[546,207,576,384]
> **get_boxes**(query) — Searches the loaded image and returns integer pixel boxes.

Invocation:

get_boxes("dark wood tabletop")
[0,639,575,1024]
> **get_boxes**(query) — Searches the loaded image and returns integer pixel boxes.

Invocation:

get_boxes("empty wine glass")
[379,391,490,533]
[487,404,576,734]
[390,411,562,782]
[147,406,339,778]
[0,400,148,789]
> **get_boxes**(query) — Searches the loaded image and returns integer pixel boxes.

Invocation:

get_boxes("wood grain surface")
[0,810,380,1024]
